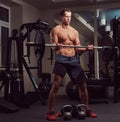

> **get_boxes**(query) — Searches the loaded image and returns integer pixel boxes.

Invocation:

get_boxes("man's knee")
[80,82,87,90]
[53,75,62,88]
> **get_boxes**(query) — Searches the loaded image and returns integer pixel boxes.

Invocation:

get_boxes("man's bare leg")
[48,74,62,111]
[79,82,97,118]
[79,82,89,108]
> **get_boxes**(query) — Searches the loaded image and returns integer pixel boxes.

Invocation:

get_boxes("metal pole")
[94,9,100,79]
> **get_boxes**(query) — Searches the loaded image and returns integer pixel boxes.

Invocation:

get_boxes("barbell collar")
[26,42,115,49]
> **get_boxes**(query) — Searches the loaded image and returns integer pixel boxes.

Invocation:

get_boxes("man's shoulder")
[51,25,61,33]
[70,26,78,33]
[70,26,77,30]
[53,25,61,29]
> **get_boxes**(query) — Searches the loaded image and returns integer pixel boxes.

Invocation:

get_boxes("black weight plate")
[34,30,45,60]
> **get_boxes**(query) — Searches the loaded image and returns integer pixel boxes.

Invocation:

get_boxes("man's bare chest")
[58,30,76,42]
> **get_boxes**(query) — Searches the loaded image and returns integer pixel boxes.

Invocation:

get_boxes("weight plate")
[34,30,45,60]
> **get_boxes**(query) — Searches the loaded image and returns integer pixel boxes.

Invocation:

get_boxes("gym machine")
[111,17,120,103]
[0,30,20,112]
[18,19,51,105]
[1,19,51,107]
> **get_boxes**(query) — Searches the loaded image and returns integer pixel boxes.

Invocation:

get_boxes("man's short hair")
[60,8,71,16]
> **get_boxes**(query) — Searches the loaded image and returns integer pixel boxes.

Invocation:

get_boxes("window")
[0,4,10,67]
[0,6,9,22]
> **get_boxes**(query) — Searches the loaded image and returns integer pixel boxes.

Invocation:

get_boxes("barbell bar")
[26,42,116,49]
[26,41,118,60]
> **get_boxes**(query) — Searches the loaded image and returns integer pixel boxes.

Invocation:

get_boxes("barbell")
[26,42,113,49]
[26,41,117,60]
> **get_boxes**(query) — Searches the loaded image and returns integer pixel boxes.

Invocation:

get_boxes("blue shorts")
[53,54,86,85]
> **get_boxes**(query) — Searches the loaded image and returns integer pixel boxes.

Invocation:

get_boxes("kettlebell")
[61,104,73,120]
[76,104,86,119]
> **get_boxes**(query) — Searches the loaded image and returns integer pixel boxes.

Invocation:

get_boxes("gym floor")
[0,95,120,122]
